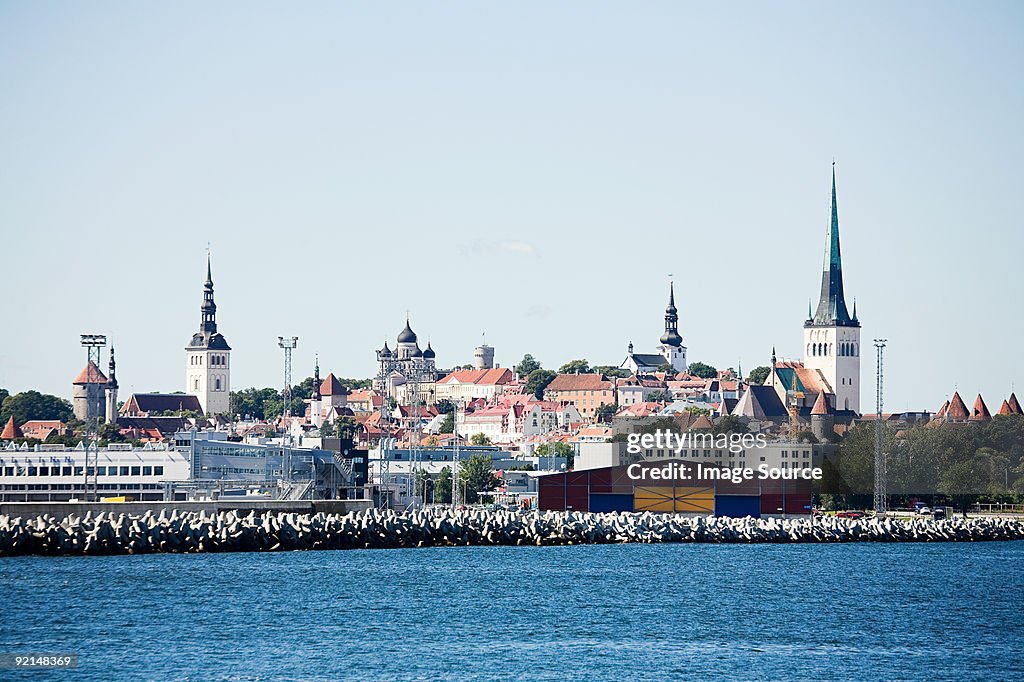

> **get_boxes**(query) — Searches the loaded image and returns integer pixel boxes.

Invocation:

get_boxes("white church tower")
[185,256,231,415]
[803,165,861,413]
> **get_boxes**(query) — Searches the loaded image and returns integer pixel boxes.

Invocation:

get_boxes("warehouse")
[538,459,813,517]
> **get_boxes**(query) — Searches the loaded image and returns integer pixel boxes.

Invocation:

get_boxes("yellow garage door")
[635,486,714,513]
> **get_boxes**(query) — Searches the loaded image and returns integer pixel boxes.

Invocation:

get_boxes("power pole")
[873,339,887,516]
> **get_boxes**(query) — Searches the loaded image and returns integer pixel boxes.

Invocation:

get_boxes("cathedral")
[375,317,438,405]
[185,256,232,415]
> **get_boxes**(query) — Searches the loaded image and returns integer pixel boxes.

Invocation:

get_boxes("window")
[154,466,164,476]
[74,467,83,476]
[143,466,152,476]
[215,378,222,391]
[63,466,72,476]
[98,467,106,476]
[120,466,129,476]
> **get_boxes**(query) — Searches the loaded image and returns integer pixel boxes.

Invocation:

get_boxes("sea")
[1,541,1022,681]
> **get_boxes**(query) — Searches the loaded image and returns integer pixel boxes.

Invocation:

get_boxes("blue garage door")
[589,493,634,513]
[715,495,761,518]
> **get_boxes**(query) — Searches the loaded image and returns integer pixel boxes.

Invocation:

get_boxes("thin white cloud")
[497,240,538,256]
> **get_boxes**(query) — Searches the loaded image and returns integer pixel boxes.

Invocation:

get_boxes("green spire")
[808,162,857,327]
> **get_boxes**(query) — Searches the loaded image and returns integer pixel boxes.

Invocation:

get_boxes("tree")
[686,362,718,379]
[435,467,453,504]
[0,391,74,424]
[229,387,279,420]
[319,420,336,437]
[459,453,499,503]
[684,405,712,418]
[647,389,673,403]
[470,432,492,446]
[747,366,771,385]
[440,413,454,434]
[712,415,749,435]
[592,365,631,379]
[414,469,434,502]
[335,416,358,439]
[558,359,591,375]
[595,403,618,422]
[435,398,455,415]
[526,369,556,399]
[516,354,541,376]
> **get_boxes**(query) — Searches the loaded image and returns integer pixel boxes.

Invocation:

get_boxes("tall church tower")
[185,255,232,415]
[803,165,861,413]
[105,345,119,424]
[656,282,687,372]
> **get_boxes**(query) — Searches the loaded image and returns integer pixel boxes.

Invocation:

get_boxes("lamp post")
[80,334,107,503]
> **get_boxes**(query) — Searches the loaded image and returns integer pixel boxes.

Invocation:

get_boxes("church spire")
[201,255,218,334]
[659,281,682,347]
[108,345,118,390]
[312,354,321,400]
[808,163,857,327]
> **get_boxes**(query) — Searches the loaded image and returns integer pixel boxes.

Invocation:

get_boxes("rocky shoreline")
[2,508,1023,556]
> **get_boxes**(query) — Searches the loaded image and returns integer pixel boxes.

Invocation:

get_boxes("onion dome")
[397,317,417,344]
[422,342,435,359]
[411,344,423,358]
[379,341,393,359]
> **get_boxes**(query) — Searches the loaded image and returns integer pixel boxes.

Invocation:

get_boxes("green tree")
[319,420,336,437]
[435,466,453,504]
[647,389,674,403]
[435,398,455,415]
[536,441,575,470]
[335,416,358,439]
[470,432,492,446]
[459,453,499,503]
[0,391,74,424]
[414,469,434,502]
[684,405,712,418]
[526,369,556,399]
[712,415,750,435]
[686,362,718,379]
[747,366,771,385]
[516,354,541,376]
[440,413,454,434]
[594,403,618,422]
[558,359,591,374]
[592,365,631,379]
[229,387,279,420]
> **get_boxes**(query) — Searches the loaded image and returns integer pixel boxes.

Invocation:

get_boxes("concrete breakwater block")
[0,509,1022,556]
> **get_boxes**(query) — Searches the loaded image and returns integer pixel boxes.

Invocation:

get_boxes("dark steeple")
[108,345,118,390]
[659,281,683,347]
[312,355,321,400]
[201,254,217,333]
[807,164,858,328]
[186,254,231,351]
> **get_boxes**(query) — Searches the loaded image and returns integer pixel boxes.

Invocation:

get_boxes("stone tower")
[105,345,119,424]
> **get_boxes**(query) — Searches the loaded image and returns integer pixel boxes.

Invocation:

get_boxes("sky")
[1,1,1022,412]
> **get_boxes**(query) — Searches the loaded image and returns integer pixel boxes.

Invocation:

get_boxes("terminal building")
[0,431,366,503]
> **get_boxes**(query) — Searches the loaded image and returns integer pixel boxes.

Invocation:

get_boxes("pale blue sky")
[1,2,1021,412]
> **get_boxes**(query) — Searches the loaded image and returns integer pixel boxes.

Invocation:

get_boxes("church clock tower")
[185,256,232,415]
[803,165,861,413]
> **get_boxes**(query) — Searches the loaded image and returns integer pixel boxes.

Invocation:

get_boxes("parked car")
[917,506,932,515]
[836,510,866,519]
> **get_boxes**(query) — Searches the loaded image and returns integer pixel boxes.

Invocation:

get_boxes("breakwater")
[2,508,1023,556]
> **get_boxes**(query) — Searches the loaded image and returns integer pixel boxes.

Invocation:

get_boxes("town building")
[544,373,616,420]
[435,367,516,404]
[185,256,231,415]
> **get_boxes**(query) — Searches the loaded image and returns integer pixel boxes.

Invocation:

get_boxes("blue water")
[1,542,1022,681]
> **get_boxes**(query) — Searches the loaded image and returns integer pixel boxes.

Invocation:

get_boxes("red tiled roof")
[946,392,970,420]
[1,416,24,440]
[437,368,514,386]
[998,400,1012,416]
[545,373,612,392]
[934,400,949,420]
[690,414,714,430]
[73,361,108,385]
[970,394,992,422]
[811,391,832,416]
[1008,393,1023,415]
[320,373,348,396]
